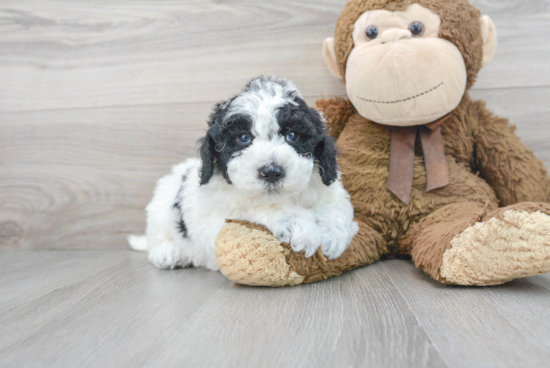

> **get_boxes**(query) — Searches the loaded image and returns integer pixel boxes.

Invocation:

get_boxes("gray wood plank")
[0,0,347,112]
[0,253,447,368]
[140,263,446,368]
[0,250,132,311]
[385,259,550,368]
[473,0,550,90]
[0,102,207,250]
[0,259,226,368]
[0,0,549,113]
[521,272,550,290]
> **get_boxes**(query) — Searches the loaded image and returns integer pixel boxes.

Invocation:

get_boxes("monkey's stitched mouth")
[358,82,444,104]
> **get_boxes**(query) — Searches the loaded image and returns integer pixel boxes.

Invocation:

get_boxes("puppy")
[129,76,358,270]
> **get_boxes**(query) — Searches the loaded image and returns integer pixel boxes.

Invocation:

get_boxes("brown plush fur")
[214,0,550,287]
[482,202,550,223]
[402,202,487,282]
[285,219,387,283]
[315,91,549,282]
[319,1,549,282]
[316,97,357,139]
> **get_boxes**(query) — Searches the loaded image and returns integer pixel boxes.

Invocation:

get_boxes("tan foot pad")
[215,220,305,287]
[441,208,550,285]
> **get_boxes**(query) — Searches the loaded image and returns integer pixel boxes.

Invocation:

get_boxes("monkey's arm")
[471,100,549,206]
[316,97,356,139]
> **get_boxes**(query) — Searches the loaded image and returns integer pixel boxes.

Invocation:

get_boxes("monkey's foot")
[215,221,305,286]
[440,203,550,285]
[215,220,383,287]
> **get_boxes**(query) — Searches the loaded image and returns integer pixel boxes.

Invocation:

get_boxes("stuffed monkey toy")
[214,0,550,286]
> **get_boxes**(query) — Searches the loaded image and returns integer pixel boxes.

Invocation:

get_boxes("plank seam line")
[0,96,339,115]
[3,83,548,115]
[382,262,453,368]
[0,256,135,315]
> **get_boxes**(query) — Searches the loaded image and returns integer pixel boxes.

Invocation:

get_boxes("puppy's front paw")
[148,241,183,270]
[273,218,322,258]
[273,221,292,244]
[318,221,358,260]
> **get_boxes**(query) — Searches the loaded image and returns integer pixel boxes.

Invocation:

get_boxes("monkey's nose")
[380,29,412,44]
[258,165,285,183]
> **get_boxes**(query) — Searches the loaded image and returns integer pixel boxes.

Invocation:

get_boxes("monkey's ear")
[323,38,343,80]
[480,16,497,68]
[199,133,216,185]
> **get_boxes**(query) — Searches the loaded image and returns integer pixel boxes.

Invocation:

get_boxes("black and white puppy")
[129,77,358,270]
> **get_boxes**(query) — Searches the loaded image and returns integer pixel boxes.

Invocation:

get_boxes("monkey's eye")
[237,133,252,145]
[285,131,299,143]
[365,25,379,40]
[409,21,425,37]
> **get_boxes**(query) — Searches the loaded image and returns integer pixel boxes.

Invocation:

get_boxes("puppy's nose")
[259,165,285,183]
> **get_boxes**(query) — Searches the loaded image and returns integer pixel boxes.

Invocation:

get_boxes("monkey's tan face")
[345,4,467,127]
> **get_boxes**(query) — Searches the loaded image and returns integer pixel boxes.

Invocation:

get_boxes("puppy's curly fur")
[129,77,358,270]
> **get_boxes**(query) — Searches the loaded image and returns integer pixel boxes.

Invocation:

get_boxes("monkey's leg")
[404,202,550,285]
[215,219,387,287]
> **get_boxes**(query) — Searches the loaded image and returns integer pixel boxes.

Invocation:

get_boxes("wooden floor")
[0,251,549,368]
[1,0,550,367]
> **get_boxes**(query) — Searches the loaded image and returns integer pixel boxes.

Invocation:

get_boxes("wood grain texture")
[0,0,549,113]
[0,251,446,368]
[0,0,347,112]
[385,260,550,368]
[0,250,131,312]
[1,252,549,368]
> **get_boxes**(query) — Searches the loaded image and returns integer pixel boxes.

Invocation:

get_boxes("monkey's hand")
[316,97,356,139]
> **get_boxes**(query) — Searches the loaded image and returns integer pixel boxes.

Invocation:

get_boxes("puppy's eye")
[285,131,299,143]
[237,133,252,145]
[409,21,424,37]
[365,25,379,40]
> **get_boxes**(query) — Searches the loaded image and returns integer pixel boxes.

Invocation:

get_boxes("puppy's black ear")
[309,108,339,186]
[315,136,339,186]
[199,133,216,185]
[199,101,227,185]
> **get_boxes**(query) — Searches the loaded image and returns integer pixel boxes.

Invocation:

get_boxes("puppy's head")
[199,76,338,201]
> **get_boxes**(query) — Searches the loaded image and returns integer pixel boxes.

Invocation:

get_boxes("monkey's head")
[323,0,497,126]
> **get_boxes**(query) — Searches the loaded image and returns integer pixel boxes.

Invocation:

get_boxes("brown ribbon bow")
[386,114,452,205]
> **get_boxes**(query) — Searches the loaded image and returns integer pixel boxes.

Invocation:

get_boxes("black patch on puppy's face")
[199,76,339,187]
[199,100,253,185]
[277,97,339,186]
